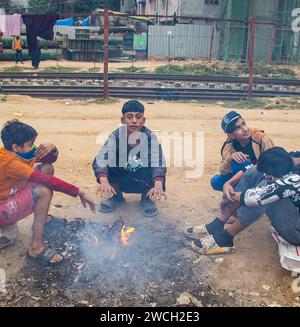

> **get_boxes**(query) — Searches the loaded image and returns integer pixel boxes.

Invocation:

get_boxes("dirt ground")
[0,95,300,307]
[0,58,180,72]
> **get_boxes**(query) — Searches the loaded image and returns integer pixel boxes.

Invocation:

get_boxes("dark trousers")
[32,51,41,68]
[108,168,166,195]
[15,50,23,63]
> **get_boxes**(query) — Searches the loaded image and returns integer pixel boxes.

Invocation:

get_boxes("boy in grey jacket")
[93,100,167,217]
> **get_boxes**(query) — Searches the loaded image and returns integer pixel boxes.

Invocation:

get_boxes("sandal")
[99,194,125,213]
[0,224,19,249]
[27,245,64,266]
[140,196,158,217]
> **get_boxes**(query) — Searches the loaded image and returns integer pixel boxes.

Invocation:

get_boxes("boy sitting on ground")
[0,120,95,265]
[185,147,300,255]
[211,111,274,192]
[93,100,167,217]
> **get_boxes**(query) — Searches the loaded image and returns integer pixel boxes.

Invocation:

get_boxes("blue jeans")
[210,160,252,191]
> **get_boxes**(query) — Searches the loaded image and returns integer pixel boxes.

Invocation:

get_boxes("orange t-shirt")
[0,147,36,203]
[14,39,22,50]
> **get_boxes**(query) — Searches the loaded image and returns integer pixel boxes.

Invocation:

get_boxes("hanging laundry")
[4,15,21,37]
[0,15,5,34]
[22,14,59,54]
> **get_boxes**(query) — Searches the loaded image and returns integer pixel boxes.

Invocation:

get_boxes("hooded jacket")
[93,126,166,182]
[219,128,275,175]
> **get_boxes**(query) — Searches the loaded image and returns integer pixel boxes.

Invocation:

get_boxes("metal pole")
[168,34,171,69]
[248,16,255,99]
[165,0,169,25]
[103,9,109,98]
[269,28,275,64]
[208,27,215,62]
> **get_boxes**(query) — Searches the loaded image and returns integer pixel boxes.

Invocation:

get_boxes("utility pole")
[103,8,109,98]
[165,0,169,25]
[248,16,255,99]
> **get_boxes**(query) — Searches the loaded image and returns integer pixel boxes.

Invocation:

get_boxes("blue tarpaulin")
[82,17,90,26]
[55,17,74,26]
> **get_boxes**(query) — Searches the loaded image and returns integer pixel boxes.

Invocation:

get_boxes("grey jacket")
[93,126,166,182]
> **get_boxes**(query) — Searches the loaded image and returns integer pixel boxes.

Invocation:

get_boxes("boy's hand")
[231,192,242,203]
[96,177,117,200]
[78,190,96,213]
[223,182,235,202]
[231,152,249,164]
[146,180,167,201]
[35,143,56,160]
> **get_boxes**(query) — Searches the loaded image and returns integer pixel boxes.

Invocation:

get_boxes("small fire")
[121,226,136,246]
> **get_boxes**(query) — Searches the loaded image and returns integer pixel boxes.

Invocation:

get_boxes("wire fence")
[0,12,300,69]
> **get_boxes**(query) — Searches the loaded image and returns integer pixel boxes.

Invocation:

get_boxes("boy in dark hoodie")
[93,100,167,217]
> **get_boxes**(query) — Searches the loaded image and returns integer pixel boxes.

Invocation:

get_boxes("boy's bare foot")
[28,243,63,265]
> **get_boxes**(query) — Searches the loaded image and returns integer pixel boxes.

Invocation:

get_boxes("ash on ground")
[1,218,236,307]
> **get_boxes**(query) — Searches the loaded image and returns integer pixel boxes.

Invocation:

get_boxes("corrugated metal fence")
[148,24,220,60]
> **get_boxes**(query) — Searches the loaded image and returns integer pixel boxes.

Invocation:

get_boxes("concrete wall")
[148,23,220,59]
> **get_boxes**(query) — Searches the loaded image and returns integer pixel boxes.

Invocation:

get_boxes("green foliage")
[226,98,266,109]
[40,66,78,72]
[238,63,297,79]
[154,63,239,77]
[118,66,146,73]
[94,97,119,105]
[27,0,120,14]
[0,94,7,102]
[1,66,26,72]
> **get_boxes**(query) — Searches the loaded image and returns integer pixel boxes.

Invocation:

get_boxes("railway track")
[1,72,300,86]
[1,85,300,100]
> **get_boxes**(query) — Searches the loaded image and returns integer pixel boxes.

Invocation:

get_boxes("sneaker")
[184,224,210,240]
[0,224,19,249]
[191,235,235,255]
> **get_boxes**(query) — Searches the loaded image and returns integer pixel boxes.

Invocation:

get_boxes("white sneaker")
[184,224,210,240]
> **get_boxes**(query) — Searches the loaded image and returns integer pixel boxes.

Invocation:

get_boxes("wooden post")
[208,27,215,62]
[103,9,109,98]
[248,16,255,99]
[269,28,275,64]
[165,0,169,25]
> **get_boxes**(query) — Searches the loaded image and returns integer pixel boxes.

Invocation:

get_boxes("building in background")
[221,0,300,64]
[120,0,137,14]
[11,0,28,6]
[133,0,223,24]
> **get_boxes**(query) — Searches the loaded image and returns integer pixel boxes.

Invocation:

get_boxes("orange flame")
[121,226,135,246]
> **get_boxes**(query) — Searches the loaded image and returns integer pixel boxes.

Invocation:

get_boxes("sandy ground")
[0,95,300,307]
[0,59,177,72]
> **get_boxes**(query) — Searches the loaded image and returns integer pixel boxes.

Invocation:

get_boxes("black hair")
[122,100,145,115]
[257,147,294,178]
[1,120,38,150]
